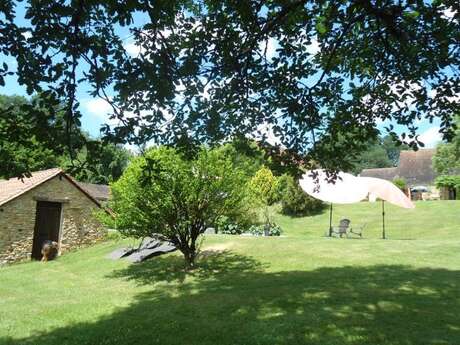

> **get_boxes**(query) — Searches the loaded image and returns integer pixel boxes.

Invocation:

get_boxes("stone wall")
[0,175,107,264]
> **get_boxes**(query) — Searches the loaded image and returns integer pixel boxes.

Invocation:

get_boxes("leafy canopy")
[105,146,250,267]
[249,167,279,206]
[0,94,132,181]
[1,0,459,176]
[279,174,326,217]
[351,135,409,173]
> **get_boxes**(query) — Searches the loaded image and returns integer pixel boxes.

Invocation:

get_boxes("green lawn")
[1,201,459,345]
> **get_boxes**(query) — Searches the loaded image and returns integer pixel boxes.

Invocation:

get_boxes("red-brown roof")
[359,149,437,186]
[398,149,437,186]
[0,168,105,209]
[0,168,62,207]
[360,167,398,181]
[77,182,110,201]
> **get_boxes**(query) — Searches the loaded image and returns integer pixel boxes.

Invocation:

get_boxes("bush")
[216,217,245,235]
[247,223,283,236]
[435,175,460,200]
[273,172,290,203]
[280,174,327,216]
[393,177,407,191]
[249,166,279,206]
[217,217,283,236]
[220,223,242,235]
[435,175,460,189]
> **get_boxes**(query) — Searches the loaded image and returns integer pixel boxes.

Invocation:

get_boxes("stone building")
[0,168,109,264]
[360,149,437,187]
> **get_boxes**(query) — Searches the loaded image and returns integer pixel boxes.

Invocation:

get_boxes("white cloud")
[22,31,32,40]
[306,37,320,55]
[258,37,278,61]
[124,41,143,56]
[252,122,282,147]
[442,7,457,20]
[418,126,442,148]
[82,98,112,118]
[123,29,172,57]
[81,97,123,127]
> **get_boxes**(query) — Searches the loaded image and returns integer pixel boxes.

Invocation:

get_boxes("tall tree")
[0,94,131,181]
[60,141,133,184]
[351,134,409,173]
[1,1,458,177]
[382,135,410,166]
[0,94,73,178]
[433,116,460,175]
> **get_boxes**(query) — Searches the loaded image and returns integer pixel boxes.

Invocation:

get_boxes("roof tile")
[0,168,62,207]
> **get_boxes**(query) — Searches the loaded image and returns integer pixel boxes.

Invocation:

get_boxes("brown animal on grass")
[41,241,59,262]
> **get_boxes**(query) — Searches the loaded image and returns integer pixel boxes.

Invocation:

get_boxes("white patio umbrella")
[360,177,415,239]
[299,170,369,236]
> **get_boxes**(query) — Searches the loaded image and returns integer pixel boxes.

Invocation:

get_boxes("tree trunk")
[177,227,201,270]
[182,249,196,270]
[180,238,197,270]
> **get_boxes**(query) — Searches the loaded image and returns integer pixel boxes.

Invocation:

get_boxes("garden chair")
[331,219,351,238]
[331,219,366,238]
[349,223,366,238]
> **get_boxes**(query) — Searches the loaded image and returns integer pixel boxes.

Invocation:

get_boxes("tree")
[0,94,70,178]
[60,142,133,184]
[351,138,393,174]
[217,139,266,179]
[382,135,409,166]
[0,94,132,181]
[105,147,249,268]
[0,1,458,178]
[433,116,460,175]
[351,135,409,173]
[248,167,279,228]
[279,174,326,217]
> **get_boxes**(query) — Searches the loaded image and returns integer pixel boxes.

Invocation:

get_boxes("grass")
[1,200,459,345]
[274,199,460,239]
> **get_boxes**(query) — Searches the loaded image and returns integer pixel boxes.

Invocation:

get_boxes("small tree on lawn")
[248,167,278,230]
[104,146,249,269]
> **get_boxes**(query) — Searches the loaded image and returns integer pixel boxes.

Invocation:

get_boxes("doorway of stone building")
[31,201,62,260]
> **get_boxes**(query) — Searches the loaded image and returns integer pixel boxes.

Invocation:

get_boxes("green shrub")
[247,223,283,236]
[249,166,279,205]
[435,175,460,200]
[435,175,460,189]
[216,217,245,235]
[220,223,242,235]
[393,177,407,191]
[280,174,327,216]
[273,173,290,203]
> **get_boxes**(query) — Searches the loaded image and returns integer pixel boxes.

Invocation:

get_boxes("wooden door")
[31,201,62,260]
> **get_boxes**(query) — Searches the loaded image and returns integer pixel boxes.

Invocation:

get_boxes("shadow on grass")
[2,251,459,345]
[109,249,267,285]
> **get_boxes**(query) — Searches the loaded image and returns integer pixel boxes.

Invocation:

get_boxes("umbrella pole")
[329,203,333,237]
[382,200,386,239]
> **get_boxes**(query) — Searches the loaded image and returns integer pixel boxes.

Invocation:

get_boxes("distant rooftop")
[360,167,398,181]
[77,182,110,201]
[360,149,437,186]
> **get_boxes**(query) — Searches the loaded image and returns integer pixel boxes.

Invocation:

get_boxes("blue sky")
[0,3,450,148]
